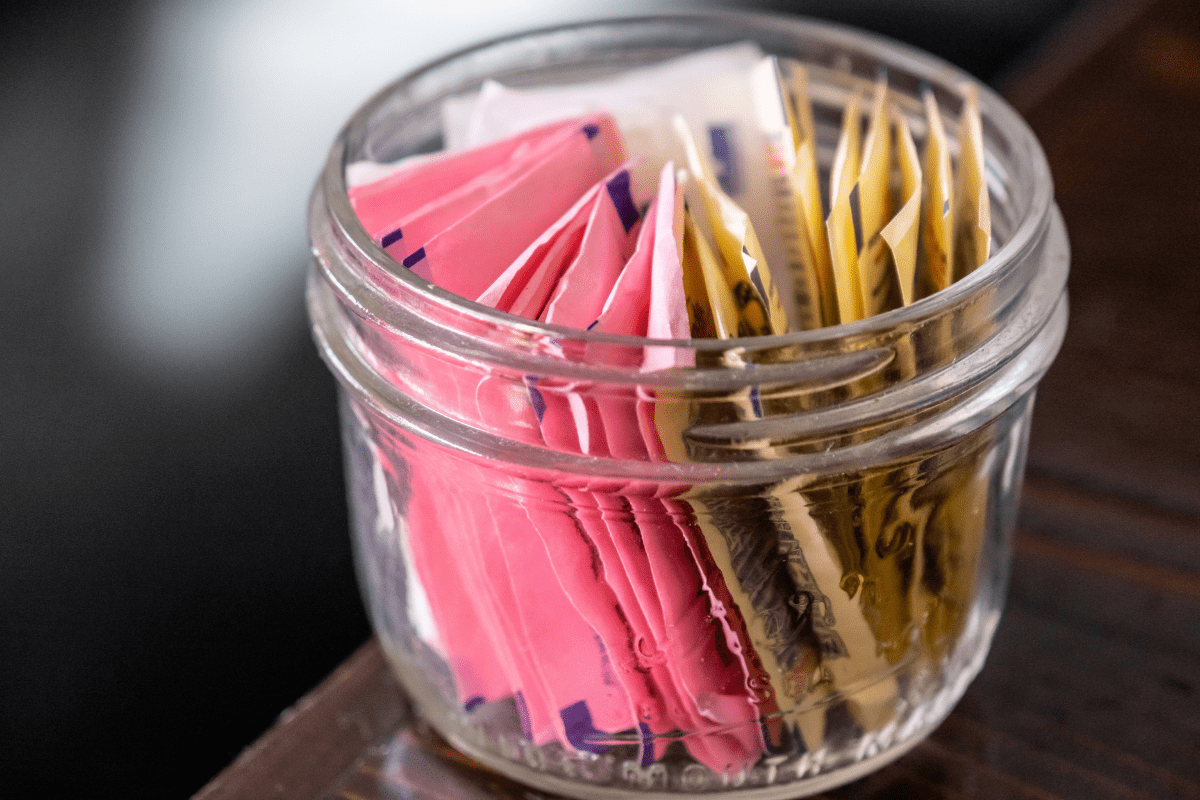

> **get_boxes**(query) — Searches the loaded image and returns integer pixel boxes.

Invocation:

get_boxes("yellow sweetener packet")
[880,113,923,306]
[779,62,837,328]
[751,57,828,330]
[855,78,897,317]
[783,59,818,150]
[919,442,992,665]
[826,92,865,324]
[775,482,901,732]
[954,83,991,280]
[921,90,955,294]
[674,114,789,336]
[680,203,740,339]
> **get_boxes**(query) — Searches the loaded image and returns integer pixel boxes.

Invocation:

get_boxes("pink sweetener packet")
[554,483,698,765]
[661,494,786,754]
[376,374,634,753]
[391,438,537,719]
[583,484,742,772]
[373,130,589,271]
[473,155,687,754]
[528,377,609,457]
[473,158,660,742]
[466,443,628,752]
[568,211,654,458]
[351,334,551,721]
[587,162,693,461]
[378,435,514,707]
[348,116,586,242]
[636,163,694,461]
[589,162,684,339]
[589,484,761,773]
[476,176,601,318]
[475,163,640,321]
[491,477,639,747]
[589,243,654,459]
[544,227,765,769]
[476,158,697,757]
[491,461,745,769]
[507,236,708,762]
[534,165,645,456]
[478,163,644,455]
[446,453,643,753]
[540,167,644,326]
[430,458,564,743]
[627,492,765,774]
[643,167,691,355]
[492,179,681,758]
[399,115,626,299]
[363,323,544,449]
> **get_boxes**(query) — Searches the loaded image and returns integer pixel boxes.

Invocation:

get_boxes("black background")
[0,0,1084,796]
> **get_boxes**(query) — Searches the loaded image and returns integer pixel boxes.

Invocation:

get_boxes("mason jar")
[306,12,1068,799]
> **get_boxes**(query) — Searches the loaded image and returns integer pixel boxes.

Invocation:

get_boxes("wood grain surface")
[1018,0,1200,515]
[193,0,1200,797]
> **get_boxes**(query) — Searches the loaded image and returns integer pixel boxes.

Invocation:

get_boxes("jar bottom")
[379,602,999,799]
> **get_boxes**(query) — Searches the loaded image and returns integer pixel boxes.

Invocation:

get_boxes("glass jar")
[306,12,1068,799]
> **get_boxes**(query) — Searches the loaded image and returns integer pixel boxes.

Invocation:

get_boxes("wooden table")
[195,0,1200,796]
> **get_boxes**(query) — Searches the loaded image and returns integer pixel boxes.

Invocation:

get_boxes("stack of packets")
[348,43,993,777]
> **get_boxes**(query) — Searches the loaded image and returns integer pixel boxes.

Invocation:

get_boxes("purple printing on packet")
[638,722,655,767]
[708,124,740,195]
[605,170,640,233]
[523,376,546,423]
[582,123,601,140]
[514,690,533,740]
[402,247,426,269]
[381,227,403,248]
[560,700,608,755]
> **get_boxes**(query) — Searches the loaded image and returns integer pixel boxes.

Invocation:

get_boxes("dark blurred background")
[0,0,1086,796]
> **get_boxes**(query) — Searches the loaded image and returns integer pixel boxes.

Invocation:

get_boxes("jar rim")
[313,10,1055,353]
